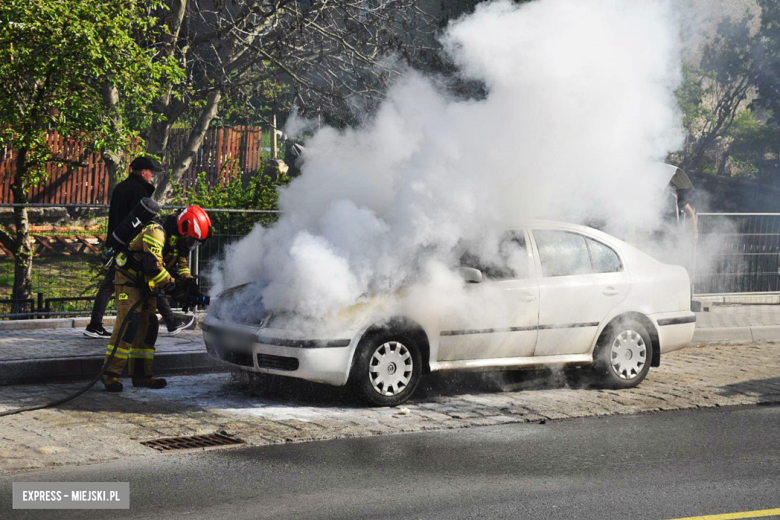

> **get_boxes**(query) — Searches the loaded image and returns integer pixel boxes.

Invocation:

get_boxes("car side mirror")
[459,267,483,283]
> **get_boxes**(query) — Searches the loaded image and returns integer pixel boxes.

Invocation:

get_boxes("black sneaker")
[166,314,195,335]
[84,324,112,338]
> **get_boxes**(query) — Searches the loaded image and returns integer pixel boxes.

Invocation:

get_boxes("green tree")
[752,0,780,127]
[677,2,780,178]
[137,0,436,203]
[0,0,180,300]
[727,109,780,180]
[678,14,757,174]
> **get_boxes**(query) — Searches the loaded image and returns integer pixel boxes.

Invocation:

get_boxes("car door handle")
[520,293,537,302]
[603,287,619,296]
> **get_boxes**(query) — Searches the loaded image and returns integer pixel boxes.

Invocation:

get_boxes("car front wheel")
[591,320,652,389]
[351,331,422,407]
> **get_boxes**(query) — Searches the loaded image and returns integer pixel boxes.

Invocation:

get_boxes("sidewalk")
[1,305,780,385]
[0,324,215,385]
[692,304,780,343]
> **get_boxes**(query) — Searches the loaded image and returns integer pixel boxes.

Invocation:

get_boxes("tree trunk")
[686,132,718,174]
[11,149,34,302]
[717,150,730,176]
[146,0,188,160]
[103,148,125,194]
[101,83,127,193]
[146,111,176,158]
[153,90,222,203]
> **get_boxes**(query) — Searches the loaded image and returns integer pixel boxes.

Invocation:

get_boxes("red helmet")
[177,205,212,241]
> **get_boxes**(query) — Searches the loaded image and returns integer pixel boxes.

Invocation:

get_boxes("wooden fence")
[164,125,265,192]
[0,126,264,204]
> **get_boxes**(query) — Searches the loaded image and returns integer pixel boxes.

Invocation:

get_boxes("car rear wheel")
[351,331,422,407]
[591,320,652,389]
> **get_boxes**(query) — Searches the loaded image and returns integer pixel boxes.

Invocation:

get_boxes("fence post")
[271,115,277,159]
[193,245,200,281]
[37,291,43,320]
[691,216,698,297]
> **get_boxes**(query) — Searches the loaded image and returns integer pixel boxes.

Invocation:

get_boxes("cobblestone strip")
[1,342,779,474]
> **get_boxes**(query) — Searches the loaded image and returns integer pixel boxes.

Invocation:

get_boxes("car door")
[437,230,539,361]
[530,228,629,357]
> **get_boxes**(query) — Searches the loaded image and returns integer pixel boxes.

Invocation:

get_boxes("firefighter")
[101,205,212,392]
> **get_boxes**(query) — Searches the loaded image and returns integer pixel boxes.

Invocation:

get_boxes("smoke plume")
[212,0,685,325]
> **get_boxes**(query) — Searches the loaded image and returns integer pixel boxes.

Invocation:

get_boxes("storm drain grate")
[141,433,245,452]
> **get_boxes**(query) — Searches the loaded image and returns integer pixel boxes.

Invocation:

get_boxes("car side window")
[496,232,529,280]
[458,232,529,280]
[586,238,622,273]
[534,230,592,277]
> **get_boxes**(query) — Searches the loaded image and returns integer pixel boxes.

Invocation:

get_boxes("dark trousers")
[89,264,176,328]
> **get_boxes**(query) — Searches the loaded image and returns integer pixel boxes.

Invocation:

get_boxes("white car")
[203,221,696,406]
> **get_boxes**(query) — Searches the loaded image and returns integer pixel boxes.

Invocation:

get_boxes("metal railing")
[193,208,280,295]
[692,213,780,296]
[0,204,279,319]
[7,207,779,319]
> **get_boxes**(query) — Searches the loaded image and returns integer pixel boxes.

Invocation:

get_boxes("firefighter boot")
[102,375,124,392]
[132,377,167,389]
[129,313,165,389]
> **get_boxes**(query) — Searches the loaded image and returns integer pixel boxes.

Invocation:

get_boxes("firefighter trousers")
[103,284,159,378]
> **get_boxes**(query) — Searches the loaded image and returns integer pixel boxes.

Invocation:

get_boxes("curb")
[0,317,116,332]
[692,325,780,344]
[0,313,206,332]
[0,317,118,332]
[0,351,227,386]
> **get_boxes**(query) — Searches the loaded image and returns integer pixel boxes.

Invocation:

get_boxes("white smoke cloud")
[212,0,685,323]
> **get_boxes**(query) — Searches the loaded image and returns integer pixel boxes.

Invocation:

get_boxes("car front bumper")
[201,315,357,387]
[649,311,696,354]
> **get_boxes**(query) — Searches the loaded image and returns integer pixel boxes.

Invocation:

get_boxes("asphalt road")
[3,405,780,520]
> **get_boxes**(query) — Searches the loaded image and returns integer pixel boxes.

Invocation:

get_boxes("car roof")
[513,220,626,248]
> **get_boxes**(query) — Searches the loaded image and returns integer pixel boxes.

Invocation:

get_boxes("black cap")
[129,156,163,173]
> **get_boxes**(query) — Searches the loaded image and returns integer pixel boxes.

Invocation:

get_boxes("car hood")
[210,282,399,331]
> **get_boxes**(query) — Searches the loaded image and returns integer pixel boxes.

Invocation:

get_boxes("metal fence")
[692,213,780,295]
[5,207,780,318]
[193,208,279,295]
[0,204,278,319]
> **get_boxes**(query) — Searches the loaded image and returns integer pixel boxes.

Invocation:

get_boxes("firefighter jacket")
[115,221,193,290]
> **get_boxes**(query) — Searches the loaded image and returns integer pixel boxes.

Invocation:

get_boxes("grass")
[0,255,105,300]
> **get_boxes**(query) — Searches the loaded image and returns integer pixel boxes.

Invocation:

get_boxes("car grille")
[257,354,299,371]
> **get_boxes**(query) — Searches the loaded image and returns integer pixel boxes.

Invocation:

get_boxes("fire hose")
[0,292,208,418]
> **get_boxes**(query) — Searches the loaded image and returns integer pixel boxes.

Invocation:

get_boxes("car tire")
[351,330,422,407]
[591,319,653,389]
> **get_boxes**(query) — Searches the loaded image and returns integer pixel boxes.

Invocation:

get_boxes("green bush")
[172,166,288,228]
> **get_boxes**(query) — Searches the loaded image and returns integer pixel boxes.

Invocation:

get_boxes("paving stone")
[0,459,46,471]
[35,446,69,455]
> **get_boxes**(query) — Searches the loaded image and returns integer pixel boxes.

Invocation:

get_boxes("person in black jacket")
[84,157,194,338]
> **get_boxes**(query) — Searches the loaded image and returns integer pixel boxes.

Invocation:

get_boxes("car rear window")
[534,230,592,277]
[534,230,623,277]
[586,238,622,273]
